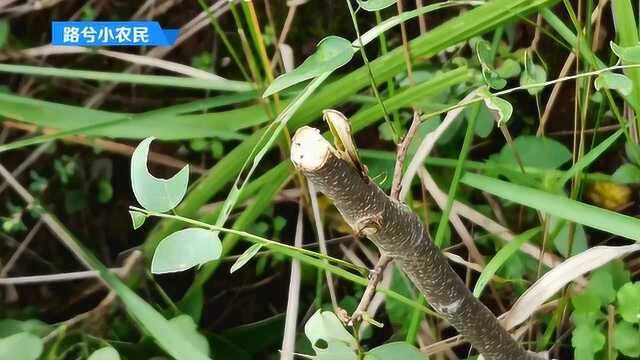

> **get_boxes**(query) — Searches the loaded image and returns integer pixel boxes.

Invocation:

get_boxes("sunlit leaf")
[572,324,605,360]
[595,72,633,96]
[0,332,43,360]
[263,36,354,97]
[356,0,397,11]
[617,282,640,323]
[88,347,120,360]
[230,244,263,273]
[131,137,189,213]
[151,228,222,274]
[614,321,640,357]
[129,210,147,230]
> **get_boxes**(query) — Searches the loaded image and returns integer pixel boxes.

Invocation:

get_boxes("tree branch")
[291,126,539,360]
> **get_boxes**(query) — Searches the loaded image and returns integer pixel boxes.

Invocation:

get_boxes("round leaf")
[263,36,354,97]
[0,332,43,360]
[614,321,640,357]
[131,137,189,213]
[88,347,121,360]
[520,63,547,95]
[151,228,222,274]
[617,282,640,323]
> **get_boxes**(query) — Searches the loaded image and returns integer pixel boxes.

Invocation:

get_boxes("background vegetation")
[1,0,640,359]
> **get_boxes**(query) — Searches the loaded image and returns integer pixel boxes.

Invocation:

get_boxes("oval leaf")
[131,137,189,213]
[230,243,263,273]
[595,72,633,96]
[88,347,121,360]
[151,228,222,274]
[263,36,354,97]
[0,332,43,360]
[503,244,640,330]
[356,0,397,11]
[129,210,147,230]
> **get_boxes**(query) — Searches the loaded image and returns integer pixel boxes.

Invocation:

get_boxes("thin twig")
[391,110,422,200]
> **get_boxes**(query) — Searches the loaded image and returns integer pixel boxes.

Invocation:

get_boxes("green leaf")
[151,228,222,274]
[304,311,357,359]
[364,342,423,359]
[461,173,640,242]
[0,92,256,144]
[495,59,522,78]
[129,210,147,230]
[0,20,8,49]
[497,136,572,169]
[168,315,210,356]
[263,36,354,97]
[481,93,513,126]
[0,63,252,92]
[465,103,495,138]
[617,282,640,323]
[88,347,121,360]
[572,293,602,315]
[0,332,43,360]
[131,137,189,213]
[572,324,606,360]
[614,321,640,357]
[305,311,356,346]
[594,72,633,96]
[474,227,541,297]
[520,63,547,95]
[612,163,640,184]
[230,244,263,273]
[356,0,397,11]
[611,41,640,63]
[586,270,616,305]
[550,217,588,257]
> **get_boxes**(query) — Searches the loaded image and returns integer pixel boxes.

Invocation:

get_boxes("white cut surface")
[291,126,332,170]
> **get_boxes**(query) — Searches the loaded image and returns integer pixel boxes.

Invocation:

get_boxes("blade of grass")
[461,172,640,242]
[0,63,253,92]
[555,127,625,188]
[473,227,542,298]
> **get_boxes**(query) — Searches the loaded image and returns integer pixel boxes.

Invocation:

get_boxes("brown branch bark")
[291,126,539,360]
